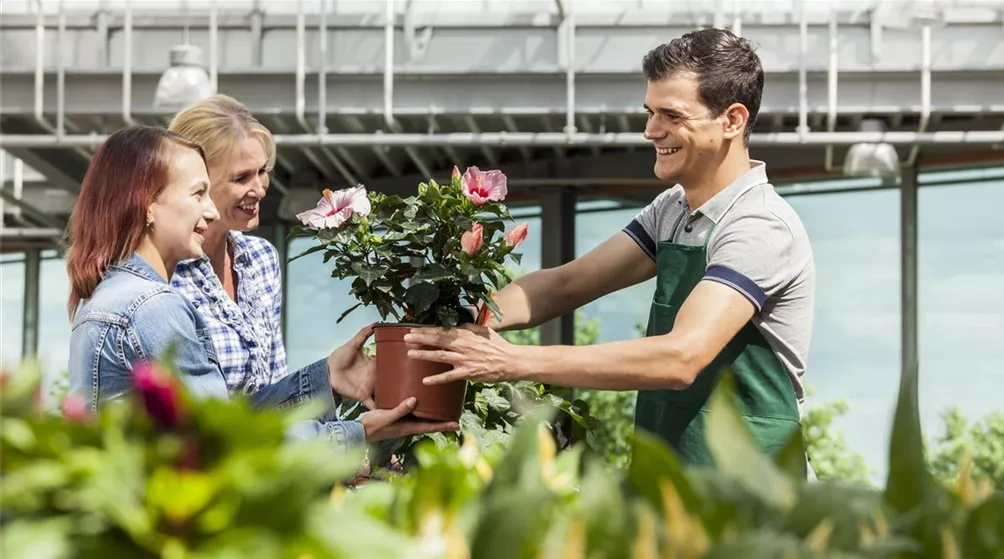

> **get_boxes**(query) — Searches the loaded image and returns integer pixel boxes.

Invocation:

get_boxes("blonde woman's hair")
[167,94,276,184]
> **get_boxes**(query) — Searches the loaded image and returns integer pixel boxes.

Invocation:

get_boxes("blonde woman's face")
[209,136,271,232]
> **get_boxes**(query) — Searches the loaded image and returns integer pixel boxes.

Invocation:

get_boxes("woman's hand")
[360,397,459,442]
[326,324,377,408]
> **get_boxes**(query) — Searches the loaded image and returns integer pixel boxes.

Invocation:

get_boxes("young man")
[406,28,816,473]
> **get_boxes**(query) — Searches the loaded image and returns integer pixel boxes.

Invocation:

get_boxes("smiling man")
[407,29,816,475]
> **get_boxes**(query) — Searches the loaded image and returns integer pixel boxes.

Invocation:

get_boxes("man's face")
[643,71,727,186]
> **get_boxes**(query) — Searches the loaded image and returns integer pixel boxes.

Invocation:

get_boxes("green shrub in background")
[3,338,1003,558]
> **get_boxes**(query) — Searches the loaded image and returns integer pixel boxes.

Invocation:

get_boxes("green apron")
[634,194,805,476]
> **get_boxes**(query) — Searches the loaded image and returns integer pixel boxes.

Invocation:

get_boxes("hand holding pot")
[404,325,526,386]
[326,323,377,409]
[360,397,459,442]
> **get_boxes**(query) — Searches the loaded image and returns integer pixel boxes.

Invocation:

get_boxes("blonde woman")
[168,95,456,444]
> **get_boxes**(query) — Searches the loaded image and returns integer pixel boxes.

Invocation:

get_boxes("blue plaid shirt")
[172,231,287,394]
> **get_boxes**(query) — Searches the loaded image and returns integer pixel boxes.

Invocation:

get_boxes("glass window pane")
[1,258,25,372]
[918,176,1004,438]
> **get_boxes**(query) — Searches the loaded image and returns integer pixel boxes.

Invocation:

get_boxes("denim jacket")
[67,252,366,451]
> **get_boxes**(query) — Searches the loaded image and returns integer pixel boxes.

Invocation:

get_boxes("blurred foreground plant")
[3,347,1003,559]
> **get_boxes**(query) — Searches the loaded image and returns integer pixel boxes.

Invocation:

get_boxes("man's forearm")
[513,335,701,391]
[491,267,578,331]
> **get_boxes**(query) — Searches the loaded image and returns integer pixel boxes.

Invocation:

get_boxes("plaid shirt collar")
[172,231,286,394]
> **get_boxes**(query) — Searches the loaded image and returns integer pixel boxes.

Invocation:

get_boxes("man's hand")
[326,324,377,409]
[360,397,460,442]
[403,325,527,386]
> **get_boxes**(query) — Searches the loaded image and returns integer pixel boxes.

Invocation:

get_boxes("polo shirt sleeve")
[704,212,795,313]
[622,189,673,261]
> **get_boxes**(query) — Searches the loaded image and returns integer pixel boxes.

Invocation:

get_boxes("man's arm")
[491,232,657,331]
[514,279,755,390]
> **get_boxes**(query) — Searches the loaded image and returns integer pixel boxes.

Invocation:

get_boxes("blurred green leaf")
[706,374,796,511]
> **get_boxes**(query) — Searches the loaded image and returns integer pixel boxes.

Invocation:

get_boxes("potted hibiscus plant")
[289,166,528,422]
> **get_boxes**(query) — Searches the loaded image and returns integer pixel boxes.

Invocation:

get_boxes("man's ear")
[721,103,750,141]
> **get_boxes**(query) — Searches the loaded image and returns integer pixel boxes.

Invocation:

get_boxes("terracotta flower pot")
[373,323,468,422]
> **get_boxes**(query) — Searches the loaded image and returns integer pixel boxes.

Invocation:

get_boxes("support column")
[901,166,918,376]
[22,248,41,358]
[540,189,576,346]
[271,223,289,343]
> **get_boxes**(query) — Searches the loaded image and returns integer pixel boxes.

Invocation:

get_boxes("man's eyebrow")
[643,104,687,119]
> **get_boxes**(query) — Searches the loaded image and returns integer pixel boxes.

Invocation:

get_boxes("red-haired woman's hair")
[65,125,206,319]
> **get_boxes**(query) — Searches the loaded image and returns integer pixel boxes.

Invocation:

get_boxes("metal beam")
[2,12,1002,74]
[0,147,82,192]
[4,71,1004,119]
[540,188,576,347]
[3,130,1003,149]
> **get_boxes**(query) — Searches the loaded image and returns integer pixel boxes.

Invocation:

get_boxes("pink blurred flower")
[134,361,185,428]
[296,185,371,229]
[61,393,88,421]
[461,223,484,256]
[504,222,529,249]
[461,167,507,205]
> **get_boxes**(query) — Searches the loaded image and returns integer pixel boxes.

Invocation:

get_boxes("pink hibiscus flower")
[296,185,372,229]
[461,167,507,205]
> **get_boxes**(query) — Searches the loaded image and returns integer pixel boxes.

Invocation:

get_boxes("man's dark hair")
[642,28,763,145]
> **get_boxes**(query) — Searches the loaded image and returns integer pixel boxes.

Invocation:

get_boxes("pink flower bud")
[133,360,185,428]
[461,223,484,256]
[452,165,461,182]
[61,393,88,421]
[504,222,529,249]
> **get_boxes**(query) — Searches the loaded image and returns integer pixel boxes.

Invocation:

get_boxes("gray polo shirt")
[623,160,815,410]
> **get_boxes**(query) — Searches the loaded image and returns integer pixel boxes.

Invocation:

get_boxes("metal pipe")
[318,0,328,134]
[2,227,65,239]
[209,0,218,93]
[34,0,56,133]
[122,0,139,125]
[824,0,839,170]
[293,0,358,187]
[0,189,65,230]
[906,25,932,166]
[384,0,395,129]
[22,248,41,358]
[564,10,577,136]
[5,130,1004,148]
[295,0,308,132]
[12,158,26,224]
[56,0,66,138]
[797,0,809,140]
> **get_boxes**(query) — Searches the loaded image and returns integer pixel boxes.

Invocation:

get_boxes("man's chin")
[653,163,680,183]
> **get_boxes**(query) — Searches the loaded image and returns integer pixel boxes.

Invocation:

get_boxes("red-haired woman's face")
[209,136,270,233]
[147,144,219,263]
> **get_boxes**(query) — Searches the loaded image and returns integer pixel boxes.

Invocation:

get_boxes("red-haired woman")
[64,126,450,448]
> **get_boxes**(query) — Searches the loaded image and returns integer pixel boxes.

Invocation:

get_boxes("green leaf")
[412,263,454,283]
[0,518,74,559]
[336,303,363,324]
[351,261,388,287]
[287,242,327,263]
[482,388,511,414]
[705,373,796,510]
[773,428,809,480]
[884,361,934,513]
[436,307,460,327]
[628,430,703,516]
[482,296,503,323]
[405,282,440,315]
